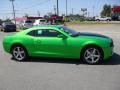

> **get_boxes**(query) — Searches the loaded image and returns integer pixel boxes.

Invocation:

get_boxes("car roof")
[16,25,64,35]
[36,19,46,20]
[32,25,63,29]
[2,22,14,25]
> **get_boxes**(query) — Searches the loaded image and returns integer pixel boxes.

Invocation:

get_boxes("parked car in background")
[95,16,111,21]
[0,23,2,30]
[1,22,16,32]
[85,17,95,21]
[21,20,33,29]
[33,19,48,26]
[111,15,118,21]
[46,15,64,24]
[118,16,120,21]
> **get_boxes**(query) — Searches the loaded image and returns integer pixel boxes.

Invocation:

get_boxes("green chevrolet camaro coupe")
[3,25,114,64]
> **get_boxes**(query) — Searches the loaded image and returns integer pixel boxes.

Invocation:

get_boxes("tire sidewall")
[11,45,27,61]
[81,46,103,64]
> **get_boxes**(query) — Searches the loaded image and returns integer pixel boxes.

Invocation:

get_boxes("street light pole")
[93,6,95,17]
[72,8,73,15]
[54,5,56,15]
[57,0,59,16]
[10,0,16,25]
[66,0,68,16]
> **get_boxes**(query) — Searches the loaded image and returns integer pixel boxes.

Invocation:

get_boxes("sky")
[0,0,120,19]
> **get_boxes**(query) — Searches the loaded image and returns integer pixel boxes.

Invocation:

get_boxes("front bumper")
[103,45,114,60]
[4,28,16,32]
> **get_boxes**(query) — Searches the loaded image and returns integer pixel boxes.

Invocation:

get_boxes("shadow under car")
[11,53,120,65]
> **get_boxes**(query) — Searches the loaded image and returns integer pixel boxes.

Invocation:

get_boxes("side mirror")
[58,34,67,39]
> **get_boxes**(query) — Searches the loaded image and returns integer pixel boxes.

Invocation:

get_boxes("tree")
[0,19,2,25]
[101,4,111,17]
[24,13,29,17]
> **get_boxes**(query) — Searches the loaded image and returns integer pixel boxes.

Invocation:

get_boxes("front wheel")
[81,46,103,64]
[96,19,100,21]
[11,45,27,61]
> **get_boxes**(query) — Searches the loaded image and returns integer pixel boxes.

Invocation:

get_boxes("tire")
[2,29,5,32]
[107,19,111,21]
[96,19,100,21]
[3,29,7,32]
[81,46,103,64]
[1,27,3,31]
[11,45,27,61]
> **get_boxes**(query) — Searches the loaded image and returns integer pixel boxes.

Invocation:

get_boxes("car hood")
[78,32,109,39]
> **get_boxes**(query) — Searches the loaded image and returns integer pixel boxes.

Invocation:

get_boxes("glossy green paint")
[3,25,113,60]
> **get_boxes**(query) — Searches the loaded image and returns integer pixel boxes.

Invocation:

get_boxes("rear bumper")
[4,28,16,32]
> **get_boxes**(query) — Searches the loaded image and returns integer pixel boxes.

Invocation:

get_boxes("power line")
[20,0,51,10]
[0,13,22,14]
[0,10,18,12]
[0,10,12,11]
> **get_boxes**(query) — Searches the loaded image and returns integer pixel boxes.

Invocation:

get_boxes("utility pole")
[57,0,59,16]
[66,0,68,16]
[93,6,94,17]
[37,11,40,16]
[72,8,73,15]
[10,0,16,25]
[88,12,90,17]
[54,5,56,15]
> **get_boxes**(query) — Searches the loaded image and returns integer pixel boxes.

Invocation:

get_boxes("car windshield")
[60,26,79,37]
[25,21,32,23]
[40,20,46,22]
[3,22,14,25]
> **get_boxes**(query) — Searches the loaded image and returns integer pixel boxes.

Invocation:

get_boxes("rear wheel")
[96,19,100,21]
[107,19,111,21]
[81,46,103,64]
[2,29,5,32]
[11,45,27,61]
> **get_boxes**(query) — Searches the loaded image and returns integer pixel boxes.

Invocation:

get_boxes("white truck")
[20,20,33,29]
[95,16,111,21]
[33,19,49,26]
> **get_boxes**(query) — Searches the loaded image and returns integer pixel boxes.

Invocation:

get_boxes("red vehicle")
[45,15,64,24]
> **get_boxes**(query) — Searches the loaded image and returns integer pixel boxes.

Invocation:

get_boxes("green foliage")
[101,4,111,17]
[66,14,86,22]
[0,19,2,24]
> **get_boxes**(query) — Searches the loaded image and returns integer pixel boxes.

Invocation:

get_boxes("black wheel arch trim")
[10,43,28,56]
[80,44,104,59]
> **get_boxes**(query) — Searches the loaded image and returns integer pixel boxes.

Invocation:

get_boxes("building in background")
[15,16,43,23]
[111,6,120,20]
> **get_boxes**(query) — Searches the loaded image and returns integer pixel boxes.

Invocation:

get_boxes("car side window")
[27,29,61,37]
[27,30,36,36]
[36,29,61,37]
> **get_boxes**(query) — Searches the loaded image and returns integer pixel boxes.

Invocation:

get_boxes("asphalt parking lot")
[0,24,120,90]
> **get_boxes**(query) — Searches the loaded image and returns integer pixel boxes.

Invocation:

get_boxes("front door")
[34,29,70,58]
